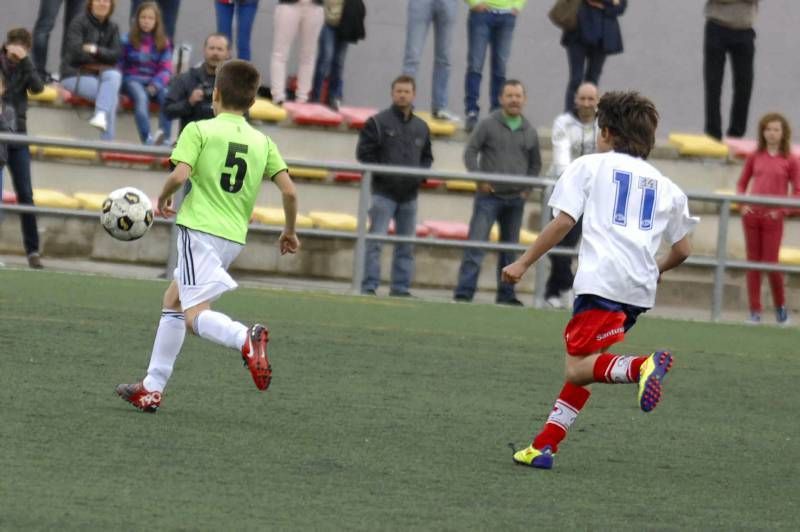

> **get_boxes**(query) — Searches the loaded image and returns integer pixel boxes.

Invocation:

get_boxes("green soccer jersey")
[171,113,287,244]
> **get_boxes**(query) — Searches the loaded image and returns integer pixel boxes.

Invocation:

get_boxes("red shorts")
[564,295,648,356]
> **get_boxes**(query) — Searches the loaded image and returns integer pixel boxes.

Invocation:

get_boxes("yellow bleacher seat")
[668,133,729,158]
[33,189,81,209]
[38,146,98,161]
[251,206,312,228]
[490,224,499,242]
[415,111,457,137]
[27,84,59,103]
[714,188,740,212]
[288,166,328,180]
[519,229,538,245]
[308,211,358,231]
[445,180,477,192]
[249,98,287,122]
[779,247,800,265]
[73,192,108,211]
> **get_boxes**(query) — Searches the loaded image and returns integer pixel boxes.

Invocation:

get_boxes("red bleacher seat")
[423,220,469,240]
[338,106,377,129]
[100,152,156,165]
[333,171,362,183]
[2,190,18,204]
[420,179,444,190]
[119,94,160,113]
[283,102,343,127]
[60,88,93,107]
[388,220,432,238]
[724,138,757,159]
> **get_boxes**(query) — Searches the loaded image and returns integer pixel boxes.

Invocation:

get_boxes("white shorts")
[173,226,243,310]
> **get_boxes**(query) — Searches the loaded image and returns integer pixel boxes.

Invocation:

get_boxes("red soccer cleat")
[241,324,272,391]
[115,381,161,413]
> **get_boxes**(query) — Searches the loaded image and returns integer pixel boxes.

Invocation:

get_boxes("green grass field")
[1,269,798,530]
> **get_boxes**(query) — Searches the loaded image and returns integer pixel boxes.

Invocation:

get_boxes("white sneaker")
[89,112,108,132]
[545,296,564,309]
[152,129,166,145]
[433,109,461,123]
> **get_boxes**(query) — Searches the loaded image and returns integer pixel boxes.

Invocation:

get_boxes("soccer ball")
[100,187,154,241]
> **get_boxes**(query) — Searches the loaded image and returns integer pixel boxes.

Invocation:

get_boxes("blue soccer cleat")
[638,351,673,413]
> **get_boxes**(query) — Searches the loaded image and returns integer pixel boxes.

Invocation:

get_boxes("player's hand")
[189,88,204,105]
[471,3,489,12]
[501,261,527,284]
[478,182,494,194]
[158,195,176,217]
[279,231,300,255]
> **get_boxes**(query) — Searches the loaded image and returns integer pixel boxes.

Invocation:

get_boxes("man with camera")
[164,33,230,134]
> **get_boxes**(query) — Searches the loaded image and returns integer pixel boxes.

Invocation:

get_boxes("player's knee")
[564,364,583,385]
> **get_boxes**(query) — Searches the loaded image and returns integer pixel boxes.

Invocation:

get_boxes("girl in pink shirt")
[736,112,800,324]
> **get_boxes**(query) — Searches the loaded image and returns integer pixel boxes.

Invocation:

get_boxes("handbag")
[548,0,582,32]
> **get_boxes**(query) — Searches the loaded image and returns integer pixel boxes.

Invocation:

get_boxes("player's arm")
[157,162,191,217]
[273,170,300,255]
[657,236,691,280]
[502,211,576,284]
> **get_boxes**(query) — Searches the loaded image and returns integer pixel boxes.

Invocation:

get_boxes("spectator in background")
[120,1,173,145]
[401,0,459,122]
[32,0,83,81]
[704,0,758,140]
[0,28,45,269]
[454,79,541,305]
[130,0,181,41]
[544,82,599,308]
[60,0,123,141]
[357,75,433,297]
[270,0,324,105]
[736,113,799,325]
[561,0,626,113]
[310,0,366,111]
[164,33,229,134]
[463,0,524,133]
[215,0,260,61]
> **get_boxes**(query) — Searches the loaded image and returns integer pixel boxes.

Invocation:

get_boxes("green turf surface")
[1,269,798,530]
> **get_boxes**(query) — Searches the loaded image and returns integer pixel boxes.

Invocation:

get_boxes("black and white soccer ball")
[100,187,154,241]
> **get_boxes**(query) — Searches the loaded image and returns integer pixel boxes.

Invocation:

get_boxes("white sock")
[143,310,186,392]
[194,310,248,351]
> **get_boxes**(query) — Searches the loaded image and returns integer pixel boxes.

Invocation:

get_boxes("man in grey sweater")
[454,79,541,305]
[704,0,759,139]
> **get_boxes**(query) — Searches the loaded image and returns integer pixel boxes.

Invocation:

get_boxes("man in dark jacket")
[454,79,541,305]
[164,33,229,133]
[0,28,45,268]
[356,75,433,296]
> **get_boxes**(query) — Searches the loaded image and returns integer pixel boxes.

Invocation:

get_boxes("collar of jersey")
[216,112,247,122]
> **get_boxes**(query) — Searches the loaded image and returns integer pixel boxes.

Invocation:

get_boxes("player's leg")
[116,281,184,412]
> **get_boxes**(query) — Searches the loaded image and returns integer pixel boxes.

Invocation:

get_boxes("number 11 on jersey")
[612,170,657,230]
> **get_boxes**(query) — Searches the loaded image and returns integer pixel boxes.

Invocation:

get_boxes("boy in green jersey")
[116,60,299,412]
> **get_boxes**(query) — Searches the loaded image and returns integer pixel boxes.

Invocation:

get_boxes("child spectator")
[0,28,46,269]
[60,0,122,141]
[120,1,173,145]
[130,0,181,42]
[215,0,260,61]
[736,112,800,325]
[270,0,324,105]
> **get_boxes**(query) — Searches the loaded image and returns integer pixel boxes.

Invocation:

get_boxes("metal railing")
[3,132,800,322]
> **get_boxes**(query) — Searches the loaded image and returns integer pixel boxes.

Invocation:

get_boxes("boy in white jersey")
[116,60,299,412]
[502,91,697,469]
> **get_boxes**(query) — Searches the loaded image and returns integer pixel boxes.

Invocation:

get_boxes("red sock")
[532,381,591,453]
[592,353,647,383]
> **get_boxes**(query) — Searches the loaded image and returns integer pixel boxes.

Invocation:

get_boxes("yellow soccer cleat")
[638,351,674,413]
[512,444,555,470]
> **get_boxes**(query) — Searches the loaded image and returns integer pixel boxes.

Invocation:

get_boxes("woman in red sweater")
[737,112,800,324]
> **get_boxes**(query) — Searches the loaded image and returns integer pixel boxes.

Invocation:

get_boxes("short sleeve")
[665,186,699,244]
[265,137,288,180]
[548,156,589,222]
[170,122,202,169]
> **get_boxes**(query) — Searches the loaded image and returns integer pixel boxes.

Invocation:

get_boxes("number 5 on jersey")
[221,142,249,193]
[612,170,657,230]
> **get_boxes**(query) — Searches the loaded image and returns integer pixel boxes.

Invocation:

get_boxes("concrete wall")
[4,1,799,139]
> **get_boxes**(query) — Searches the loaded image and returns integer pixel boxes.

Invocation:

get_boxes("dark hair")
[757,112,791,157]
[501,79,525,94]
[215,60,259,111]
[204,32,230,49]
[391,75,415,91]
[597,91,659,159]
[86,0,116,18]
[6,28,32,49]
[130,1,168,51]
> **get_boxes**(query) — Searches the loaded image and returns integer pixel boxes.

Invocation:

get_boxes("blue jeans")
[402,0,458,112]
[32,0,83,77]
[311,24,349,102]
[454,193,525,302]
[564,41,606,112]
[362,194,417,294]
[2,145,39,255]
[122,80,171,144]
[215,0,260,61]
[131,0,182,41]
[61,69,122,141]
[464,10,516,116]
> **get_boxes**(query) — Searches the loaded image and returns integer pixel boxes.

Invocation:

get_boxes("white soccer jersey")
[549,151,698,308]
